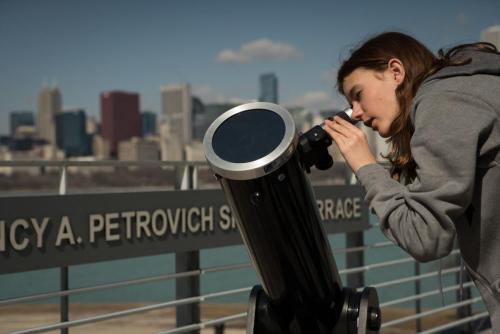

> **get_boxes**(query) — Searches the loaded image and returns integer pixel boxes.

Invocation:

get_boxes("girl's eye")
[355,91,362,101]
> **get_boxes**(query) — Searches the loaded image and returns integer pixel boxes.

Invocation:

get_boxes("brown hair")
[337,32,498,181]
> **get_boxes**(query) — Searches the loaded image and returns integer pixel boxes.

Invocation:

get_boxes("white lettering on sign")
[0,217,52,252]
[136,211,152,239]
[317,197,362,221]
[89,214,104,243]
[188,207,201,233]
[122,211,135,239]
[353,198,361,218]
[55,216,76,246]
[151,209,167,236]
[219,205,237,231]
[10,219,30,251]
[0,196,364,255]
[87,206,216,244]
[201,207,214,232]
[105,212,120,241]
[32,218,49,248]
[167,208,181,234]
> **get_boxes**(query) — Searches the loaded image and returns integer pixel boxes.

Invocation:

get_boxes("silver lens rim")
[203,102,298,180]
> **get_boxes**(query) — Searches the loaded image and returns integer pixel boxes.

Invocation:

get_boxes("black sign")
[0,186,368,274]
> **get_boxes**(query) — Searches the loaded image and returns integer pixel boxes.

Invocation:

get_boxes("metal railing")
[0,160,491,334]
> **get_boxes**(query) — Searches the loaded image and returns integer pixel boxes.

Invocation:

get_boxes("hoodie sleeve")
[355,90,493,262]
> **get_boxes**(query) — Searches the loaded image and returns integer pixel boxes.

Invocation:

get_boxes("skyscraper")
[160,83,192,160]
[259,73,278,103]
[37,85,62,145]
[100,91,141,157]
[481,25,500,49]
[191,96,205,141]
[194,102,237,141]
[10,111,34,137]
[55,109,91,157]
[141,111,157,136]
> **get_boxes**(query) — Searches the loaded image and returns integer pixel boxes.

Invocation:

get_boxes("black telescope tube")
[204,103,345,332]
[221,152,342,305]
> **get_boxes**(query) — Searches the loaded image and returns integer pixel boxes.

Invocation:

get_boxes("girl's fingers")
[325,119,351,139]
[323,122,346,146]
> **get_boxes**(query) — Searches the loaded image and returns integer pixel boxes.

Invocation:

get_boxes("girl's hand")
[323,116,377,172]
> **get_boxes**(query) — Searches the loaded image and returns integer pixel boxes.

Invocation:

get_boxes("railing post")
[345,232,364,288]
[415,262,422,332]
[344,167,364,288]
[175,163,200,334]
[59,164,67,195]
[59,164,69,334]
[456,257,472,332]
[176,251,200,334]
[214,324,225,334]
[60,267,69,334]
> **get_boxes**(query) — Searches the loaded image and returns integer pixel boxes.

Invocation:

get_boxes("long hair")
[337,32,498,181]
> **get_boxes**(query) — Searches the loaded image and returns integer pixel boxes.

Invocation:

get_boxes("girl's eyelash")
[355,91,362,100]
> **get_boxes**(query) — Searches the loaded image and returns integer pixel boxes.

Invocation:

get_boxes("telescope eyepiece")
[334,108,357,125]
[298,125,333,173]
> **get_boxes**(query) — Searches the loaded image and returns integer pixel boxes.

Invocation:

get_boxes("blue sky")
[1,0,499,135]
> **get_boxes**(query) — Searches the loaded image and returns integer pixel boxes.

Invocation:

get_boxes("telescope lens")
[212,109,285,163]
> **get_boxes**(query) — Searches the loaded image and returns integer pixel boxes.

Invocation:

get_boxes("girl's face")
[342,65,402,138]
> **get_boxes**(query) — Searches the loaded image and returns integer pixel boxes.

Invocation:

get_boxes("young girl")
[324,32,500,330]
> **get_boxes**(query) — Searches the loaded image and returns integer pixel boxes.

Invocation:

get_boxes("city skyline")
[1,0,500,135]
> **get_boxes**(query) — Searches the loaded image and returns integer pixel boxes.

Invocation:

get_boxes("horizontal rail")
[2,239,404,306]
[418,311,489,334]
[340,249,460,276]
[0,160,208,167]
[1,238,399,306]
[0,262,252,306]
[156,312,248,334]
[8,286,253,334]
[380,281,475,307]
[371,262,461,290]
[382,296,483,328]
[332,241,393,254]
[339,256,416,275]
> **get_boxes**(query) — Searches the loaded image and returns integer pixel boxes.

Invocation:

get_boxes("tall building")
[481,25,500,49]
[92,135,110,160]
[259,73,278,103]
[191,96,206,141]
[160,83,192,160]
[118,137,159,161]
[56,109,91,157]
[205,103,237,119]
[10,111,34,137]
[141,111,157,136]
[100,91,141,157]
[9,126,38,152]
[194,102,237,140]
[37,85,62,145]
[86,116,99,135]
[288,106,313,132]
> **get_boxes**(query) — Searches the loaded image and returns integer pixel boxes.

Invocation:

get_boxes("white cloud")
[286,91,346,111]
[215,38,302,64]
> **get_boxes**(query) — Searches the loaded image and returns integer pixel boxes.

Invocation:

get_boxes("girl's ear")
[387,58,405,84]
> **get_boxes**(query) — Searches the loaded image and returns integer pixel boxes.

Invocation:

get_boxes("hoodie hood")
[422,48,500,85]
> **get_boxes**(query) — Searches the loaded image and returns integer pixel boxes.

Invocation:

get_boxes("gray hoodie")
[355,49,500,331]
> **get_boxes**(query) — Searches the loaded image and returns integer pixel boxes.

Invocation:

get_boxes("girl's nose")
[351,102,363,121]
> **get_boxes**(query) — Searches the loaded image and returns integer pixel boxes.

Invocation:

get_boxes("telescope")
[203,102,380,334]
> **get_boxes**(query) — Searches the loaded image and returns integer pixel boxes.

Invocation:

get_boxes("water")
[0,216,484,312]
